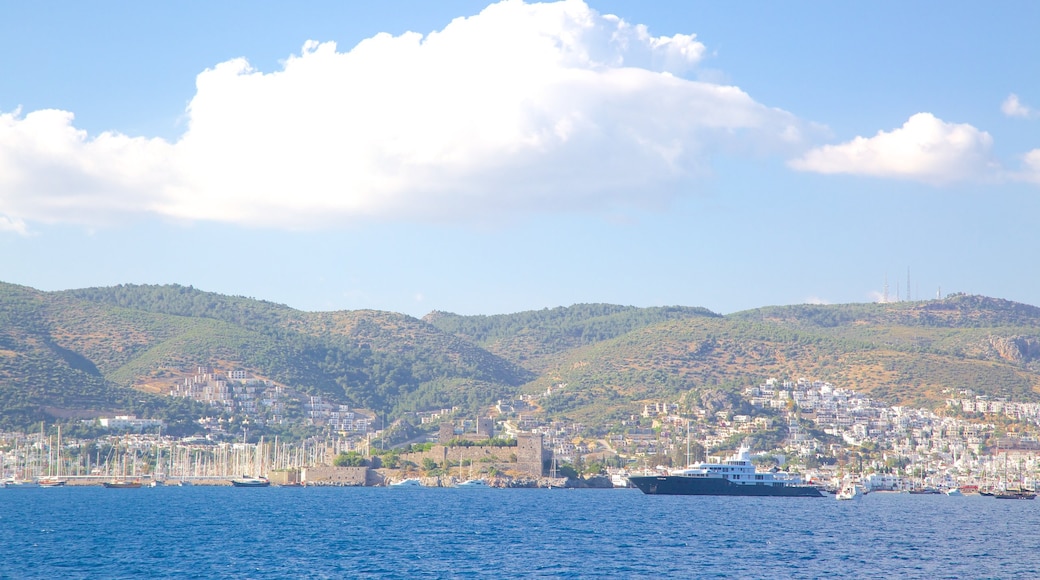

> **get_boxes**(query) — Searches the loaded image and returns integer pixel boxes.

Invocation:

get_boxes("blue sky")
[2,1,1038,317]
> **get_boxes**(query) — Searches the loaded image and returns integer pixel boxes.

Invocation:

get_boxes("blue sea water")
[1,487,1038,579]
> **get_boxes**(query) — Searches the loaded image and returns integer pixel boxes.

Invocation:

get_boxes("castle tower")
[476,417,494,438]
[516,433,547,476]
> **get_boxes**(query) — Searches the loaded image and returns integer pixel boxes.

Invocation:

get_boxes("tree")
[333,451,368,467]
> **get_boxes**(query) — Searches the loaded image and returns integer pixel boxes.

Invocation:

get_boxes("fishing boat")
[230,476,271,487]
[628,447,823,497]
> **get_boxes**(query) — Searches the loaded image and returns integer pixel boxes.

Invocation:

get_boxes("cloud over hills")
[0,0,807,231]
[788,113,997,185]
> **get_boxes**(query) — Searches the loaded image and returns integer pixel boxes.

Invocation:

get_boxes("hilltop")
[2,281,1040,431]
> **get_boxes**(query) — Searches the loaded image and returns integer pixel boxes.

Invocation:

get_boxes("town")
[4,364,1040,492]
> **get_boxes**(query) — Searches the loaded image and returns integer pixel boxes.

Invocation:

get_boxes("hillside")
[500,295,1040,422]
[424,304,719,372]
[0,283,532,429]
[3,281,1040,432]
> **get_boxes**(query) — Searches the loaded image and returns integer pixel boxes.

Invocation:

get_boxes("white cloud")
[1017,149,1040,184]
[0,0,807,230]
[788,113,996,185]
[0,214,29,235]
[0,109,182,224]
[1002,93,1037,119]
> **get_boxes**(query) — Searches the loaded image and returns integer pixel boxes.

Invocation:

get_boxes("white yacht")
[836,482,863,501]
[610,470,633,488]
[389,478,422,487]
[629,447,823,497]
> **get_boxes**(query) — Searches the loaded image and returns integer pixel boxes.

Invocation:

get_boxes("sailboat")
[994,449,1036,500]
[103,445,143,488]
[455,449,488,488]
[39,425,67,487]
[3,435,41,487]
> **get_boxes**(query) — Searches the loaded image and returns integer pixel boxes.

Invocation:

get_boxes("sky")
[1,1,1038,317]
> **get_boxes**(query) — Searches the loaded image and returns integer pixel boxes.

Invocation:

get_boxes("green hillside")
[424,303,719,372]
[0,283,532,430]
[3,281,1040,432]
[501,295,1040,422]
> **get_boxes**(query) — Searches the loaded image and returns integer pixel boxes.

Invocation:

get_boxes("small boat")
[945,487,962,496]
[610,470,634,488]
[103,480,143,489]
[2,478,41,488]
[38,477,67,488]
[456,479,489,488]
[230,476,270,487]
[389,478,422,487]
[994,488,1037,500]
[836,482,863,501]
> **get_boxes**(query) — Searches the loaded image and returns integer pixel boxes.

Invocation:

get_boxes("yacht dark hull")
[102,481,142,489]
[628,475,824,497]
[231,479,271,487]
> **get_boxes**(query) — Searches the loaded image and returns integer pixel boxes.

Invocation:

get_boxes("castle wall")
[301,466,368,486]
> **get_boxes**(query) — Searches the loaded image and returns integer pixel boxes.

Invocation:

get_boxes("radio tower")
[883,274,889,303]
[906,267,911,302]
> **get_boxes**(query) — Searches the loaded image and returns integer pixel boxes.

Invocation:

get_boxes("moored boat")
[102,480,143,489]
[836,482,863,501]
[456,479,489,488]
[231,476,271,487]
[994,487,1036,500]
[2,478,41,488]
[628,447,823,497]
[610,470,634,488]
[389,478,422,487]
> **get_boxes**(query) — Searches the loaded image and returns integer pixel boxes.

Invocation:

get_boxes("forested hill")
[4,280,1040,431]
[728,294,1040,329]
[424,304,719,372]
[499,295,1040,421]
[0,283,534,430]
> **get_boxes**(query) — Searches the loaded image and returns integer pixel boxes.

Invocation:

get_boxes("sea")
[1,487,1038,579]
